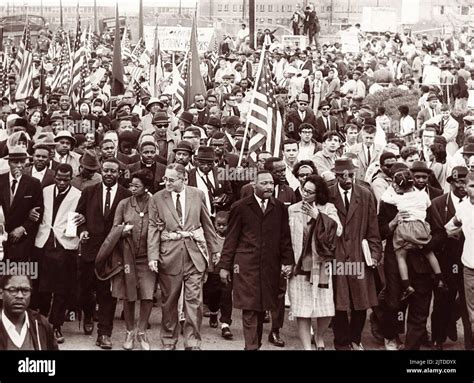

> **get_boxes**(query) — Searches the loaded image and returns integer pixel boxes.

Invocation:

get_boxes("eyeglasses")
[321,108,330,111]
[3,287,32,296]
[298,102,308,106]
[163,176,182,183]
[301,187,316,195]
[300,131,312,135]
[155,124,168,128]
[298,173,312,179]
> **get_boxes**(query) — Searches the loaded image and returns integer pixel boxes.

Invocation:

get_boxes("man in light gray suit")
[148,163,219,350]
[347,124,383,181]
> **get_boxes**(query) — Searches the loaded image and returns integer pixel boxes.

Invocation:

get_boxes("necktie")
[204,174,215,214]
[459,197,464,203]
[260,199,266,213]
[10,179,17,205]
[367,147,371,165]
[176,193,183,223]
[344,190,350,212]
[104,187,111,216]
[326,117,330,130]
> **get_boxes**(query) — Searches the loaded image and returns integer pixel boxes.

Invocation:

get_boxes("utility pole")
[179,0,182,16]
[249,0,255,48]
[242,0,246,21]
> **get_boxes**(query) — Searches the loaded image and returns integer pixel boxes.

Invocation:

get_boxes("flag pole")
[237,47,266,167]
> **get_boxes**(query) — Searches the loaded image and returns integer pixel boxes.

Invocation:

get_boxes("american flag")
[0,57,5,98]
[15,19,34,100]
[209,33,219,73]
[121,26,132,61]
[245,48,283,159]
[149,26,163,97]
[131,37,145,64]
[70,15,83,107]
[173,54,188,115]
[51,33,71,92]
[12,19,31,74]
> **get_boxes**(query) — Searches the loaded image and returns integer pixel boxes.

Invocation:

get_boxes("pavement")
[59,301,467,351]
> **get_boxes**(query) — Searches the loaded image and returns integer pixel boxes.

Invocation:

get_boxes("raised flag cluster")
[15,19,34,100]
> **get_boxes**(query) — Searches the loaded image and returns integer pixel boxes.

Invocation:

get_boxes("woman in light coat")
[288,175,342,350]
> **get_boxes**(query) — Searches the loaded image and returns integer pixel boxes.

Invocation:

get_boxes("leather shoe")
[83,321,94,335]
[185,346,201,350]
[268,330,285,347]
[209,314,218,328]
[96,335,112,349]
[163,344,176,350]
[54,328,64,344]
[221,327,233,340]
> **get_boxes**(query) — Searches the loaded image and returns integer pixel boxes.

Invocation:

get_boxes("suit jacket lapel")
[346,186,360,223]
[184,187,192,225]
[97,184,104,215]
[247,196,264,220]
[2,176,11,214]
[331,187,346,218]
[264,197,275,216]
[446,194,456,220]
[10,177,27,211]
[163,191,181,226]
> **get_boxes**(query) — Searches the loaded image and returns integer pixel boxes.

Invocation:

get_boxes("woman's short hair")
[302,174,330,205]
[131,168,154,190]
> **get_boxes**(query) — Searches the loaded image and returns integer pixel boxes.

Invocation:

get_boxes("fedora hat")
[427,93,438,101]
[178,111,194,126]
[151,112,170,125]
[173,140,194,155]
[195,146,215,162]
[49,111,64,123]
[33,132,57,148]
[462,143,474,155]
[297,93,310,103]
[333,158,356,174]
[204,117,221,129]
[27,98,42,109]
[54,130,77,146]
[79,150,101,171]
[139,135,157,151]
[4,146,31,161]
[410,161,432,174]
[446,166,469,184]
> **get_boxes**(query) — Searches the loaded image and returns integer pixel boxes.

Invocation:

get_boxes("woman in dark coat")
[112,169,156,350]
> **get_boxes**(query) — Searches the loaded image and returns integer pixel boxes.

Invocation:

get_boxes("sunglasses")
[299,102,308,106]
[321,108,330,111]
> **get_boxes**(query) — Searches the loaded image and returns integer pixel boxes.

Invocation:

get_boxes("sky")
[5,0,197,13]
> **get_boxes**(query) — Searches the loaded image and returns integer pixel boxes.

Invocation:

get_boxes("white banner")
[281,35,308,49]
[144,26,215,53]
[361,7,397,33]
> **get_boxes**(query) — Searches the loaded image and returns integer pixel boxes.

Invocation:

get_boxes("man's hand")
[74,213,86,226]
[219,269,231,285]
[28,207,41,222]
[281,265,293,279]
[79,231,90,241]
[9,226,26,243]
[148,260,159,273]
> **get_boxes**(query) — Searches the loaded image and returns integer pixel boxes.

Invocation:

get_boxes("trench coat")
[329,184,383,311]
[218,195,294,312]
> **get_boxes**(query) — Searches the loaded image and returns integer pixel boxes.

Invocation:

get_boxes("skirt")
[393,220,432,252]
[112,257,156,301]
[288,262,335,318]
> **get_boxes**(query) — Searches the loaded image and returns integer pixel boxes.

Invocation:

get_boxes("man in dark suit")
[330,159,383,350]
[210,133,239,169]
[428,166,473,350]
[187,147,233,217]
[76,158,132,349]
[240,157,296,346]
[0,147,43,261]
[126,138,166,194]
[23,144,56,188]
[218,170,294,350]
[314,101,341,143]
[284,93,317,141]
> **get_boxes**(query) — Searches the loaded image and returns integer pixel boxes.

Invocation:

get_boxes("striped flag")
[149,25,163,97]
[173,54,188,115]
[121,26,132,60]
[244,48,283,160]
[12,19,31,75]
[209,33,219,71]
[15,19,33,100]
[70,13,84,107]
[0,57,5,98]
[51,34,72,92]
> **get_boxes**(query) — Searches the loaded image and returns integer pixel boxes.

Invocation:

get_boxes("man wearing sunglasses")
[315,101,340,143]
[284,93,317,141]
[370,152,397,208]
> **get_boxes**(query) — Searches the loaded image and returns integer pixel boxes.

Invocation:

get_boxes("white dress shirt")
[196,169,216,217]
[451,192,464,213]
[102,183,118,214]
[31,167,47,183]
[337,183,352,209]
[171,188,186,226]
[254,193,268,211]
[9,173,22,200]
[1,309,29,349]
[298,111,306,122]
